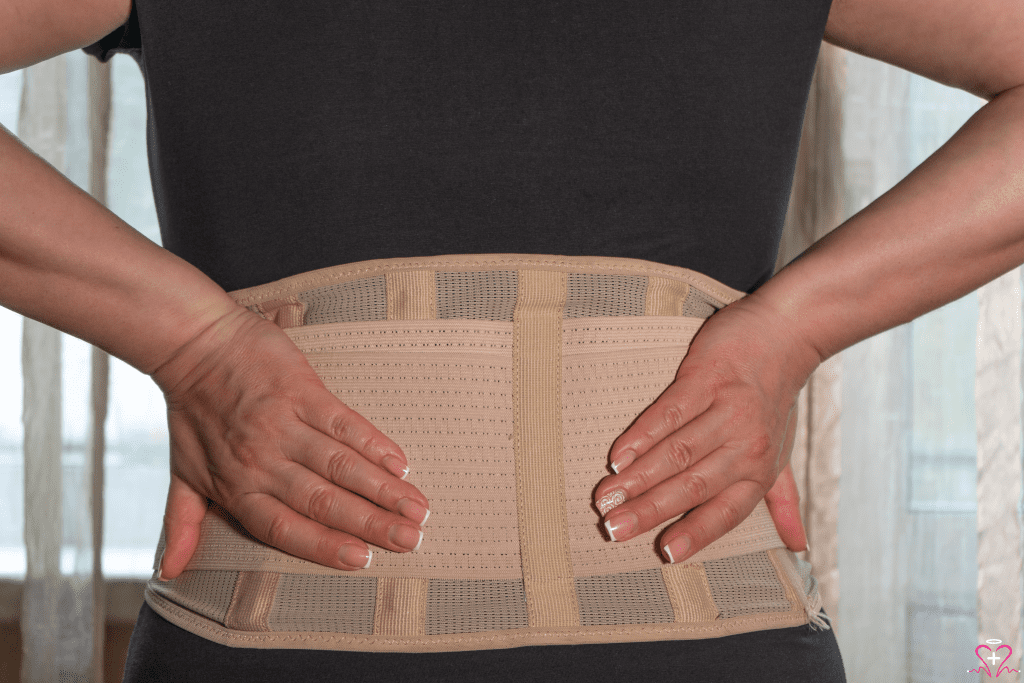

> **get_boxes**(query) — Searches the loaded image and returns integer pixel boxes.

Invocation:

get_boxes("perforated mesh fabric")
[703,551,791,619]
[297,276,387,324]
[575,569,675,626]
[425,579,529,635]
[146,255,822,652]
[680,285,722,318]
[564,273,647,318]
[268,575,377,634]
[436,270,518,321]
[150,570,237,625]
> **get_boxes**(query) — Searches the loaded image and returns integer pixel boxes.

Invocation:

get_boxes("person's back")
[6,0,1024,679]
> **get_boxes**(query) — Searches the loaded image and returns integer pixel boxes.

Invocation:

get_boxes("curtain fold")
[777,41,846,629]
[976,270,1024,659]
[18,51,111,683]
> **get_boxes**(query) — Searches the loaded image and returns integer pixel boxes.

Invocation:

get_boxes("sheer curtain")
[16,53,111,682]
[7,43,1023,683]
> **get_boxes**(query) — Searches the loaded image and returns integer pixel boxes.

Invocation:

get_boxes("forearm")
[750,83,1024,362]
[0,122,243,375]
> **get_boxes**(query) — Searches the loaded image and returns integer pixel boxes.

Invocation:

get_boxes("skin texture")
[1,0,1023,576]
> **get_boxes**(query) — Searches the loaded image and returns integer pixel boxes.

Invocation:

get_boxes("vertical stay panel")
[512,270,579,627]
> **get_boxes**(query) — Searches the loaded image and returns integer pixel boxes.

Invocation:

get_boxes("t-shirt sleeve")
[81,2,142,63]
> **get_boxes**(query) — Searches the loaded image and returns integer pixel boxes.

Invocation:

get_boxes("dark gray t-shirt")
[84,0,832,293]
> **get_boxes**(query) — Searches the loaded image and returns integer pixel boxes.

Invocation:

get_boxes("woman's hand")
[593,295,822,563]
[149,307,431,579]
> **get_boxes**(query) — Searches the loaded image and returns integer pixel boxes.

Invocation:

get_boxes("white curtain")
[10,43,1023,683]
[17,52,111,683]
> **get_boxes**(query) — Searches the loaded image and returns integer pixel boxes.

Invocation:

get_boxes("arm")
[1,0,430,577]
[594,0,1024,562]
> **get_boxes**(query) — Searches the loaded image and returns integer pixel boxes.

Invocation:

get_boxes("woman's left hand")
[593,294,822,563]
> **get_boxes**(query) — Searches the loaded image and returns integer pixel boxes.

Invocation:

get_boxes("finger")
[765,465,808,552]
[268,463,425,554]
[602,443,749,542]
[607,372,714,473]
[659,480,765,565]
[233,491,378,570]
[287,425,431,525]
[158,474,209,580]
[295,387,411,480]
[594,408,729,514]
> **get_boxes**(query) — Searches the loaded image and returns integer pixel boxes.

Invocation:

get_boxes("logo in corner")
[970,639,1021,678]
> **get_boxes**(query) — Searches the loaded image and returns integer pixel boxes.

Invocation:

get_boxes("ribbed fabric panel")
[224,571,279,632]
[386,270,436,320]
[149,570,237,625]
[644,276,690,316]
[298,276,387,324]
[662,564,720,623]
[436,270,518,321]
[268,575,376,634]
[374,578,427,636]
[680,286,723,318]
[574,569,675,626]
[424,579,530,635]
[513,270,580,628]
[703,552,791,619]
[564,273,646,318]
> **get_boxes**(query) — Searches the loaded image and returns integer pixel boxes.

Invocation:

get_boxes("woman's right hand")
[149,307,431,579]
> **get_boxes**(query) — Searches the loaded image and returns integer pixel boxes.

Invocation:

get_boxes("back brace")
[146,254,826,651]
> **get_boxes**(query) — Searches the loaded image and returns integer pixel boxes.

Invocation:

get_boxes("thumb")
[157,474,209,580]
[765,464,808,553]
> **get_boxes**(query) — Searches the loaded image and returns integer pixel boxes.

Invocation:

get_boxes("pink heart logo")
[975,644,1018,677]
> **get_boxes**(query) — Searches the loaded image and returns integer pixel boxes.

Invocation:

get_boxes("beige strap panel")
[513,270,580,628]
[140,254,826,651]
[662,564,720,623]
[386,270,437,320]
[224,571,280,632]
[374,578,428,636]
[645,276,691,316]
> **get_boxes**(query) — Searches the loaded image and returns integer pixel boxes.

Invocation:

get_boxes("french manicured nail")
[397,498,431,526]
[339,544,372,569]
[662,536,691,564]
[383,456,410,480]
[156,567,169,582]
[390,524,424,552]
[603,511,639,542]
[610,450,637,474]
[597,489,627,516]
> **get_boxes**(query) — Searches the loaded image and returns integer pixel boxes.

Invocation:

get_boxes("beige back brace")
[146,254,826,652]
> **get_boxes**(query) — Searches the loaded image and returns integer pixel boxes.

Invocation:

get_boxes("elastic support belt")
[145,254,826,651]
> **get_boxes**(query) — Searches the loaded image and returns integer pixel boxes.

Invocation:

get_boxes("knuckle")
[714,498,745,531]
[264,514,292,548]
[677,472,710,505]
[664,436,696,471]
[323,449,358,485]
[305,484,337,523]
[661,402,688,433]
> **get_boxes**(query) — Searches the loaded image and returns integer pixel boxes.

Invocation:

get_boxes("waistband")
[145,254,824,651]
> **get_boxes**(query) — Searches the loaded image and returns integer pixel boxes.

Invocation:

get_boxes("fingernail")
[662,536,690,564]
[389,524,424,552]
[339,544,373,569]
[603,511,638,542]
[596,489,627,516]
[397,498,431,526]
[610,450,637,474]
[383,455,410,480]
[155,550,169,582]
